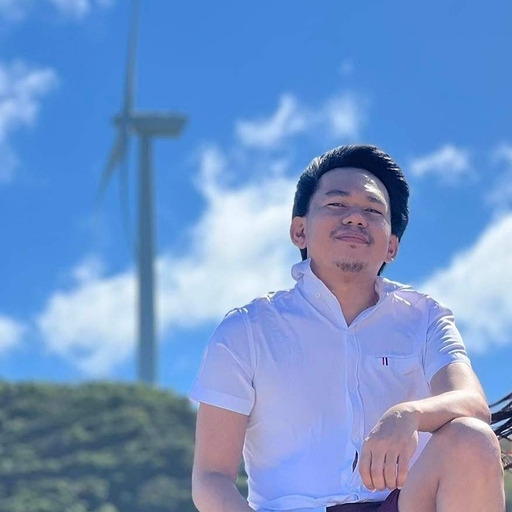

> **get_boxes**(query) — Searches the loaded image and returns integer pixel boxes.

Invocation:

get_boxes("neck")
[310,261,379,325]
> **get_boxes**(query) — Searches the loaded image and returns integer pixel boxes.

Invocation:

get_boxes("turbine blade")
[96,134,121,204]
[123,0,141,118]
[98,0,139,208]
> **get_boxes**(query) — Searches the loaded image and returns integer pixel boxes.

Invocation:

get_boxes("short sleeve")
[424,298,471,383]
[189,308,256,415]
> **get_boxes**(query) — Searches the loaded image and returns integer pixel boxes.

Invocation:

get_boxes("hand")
[359,404,419,491]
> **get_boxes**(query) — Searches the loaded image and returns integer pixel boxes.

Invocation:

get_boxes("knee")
[434,417,503,472]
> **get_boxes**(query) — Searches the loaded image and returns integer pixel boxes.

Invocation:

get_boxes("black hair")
[292,145,410,273]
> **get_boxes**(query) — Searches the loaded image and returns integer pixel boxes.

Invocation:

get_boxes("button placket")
[346,328,364,490]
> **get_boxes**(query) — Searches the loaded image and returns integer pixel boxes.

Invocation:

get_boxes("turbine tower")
[98,0,187,386]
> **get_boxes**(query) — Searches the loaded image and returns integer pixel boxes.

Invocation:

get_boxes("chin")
[333,260,368,273]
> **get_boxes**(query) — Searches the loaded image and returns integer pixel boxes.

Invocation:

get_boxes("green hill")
[0,381,198,512]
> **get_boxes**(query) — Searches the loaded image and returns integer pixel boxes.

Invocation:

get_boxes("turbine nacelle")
[112,112,187,138]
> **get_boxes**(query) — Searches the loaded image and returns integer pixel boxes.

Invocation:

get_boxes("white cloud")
[0,0,113,21]
[0,314,25,353]
[236,94,307,149]
[71,254,105,284]
[235,91,365,149]
[409,144,471,183]
[323,92,364,139]
[487,143,512,212]
[36,145,298,376]
[493,143,512,163]
[0,60,57,182]
[158,146,297,329]
[418,214,512,353]
[37,262,136,375]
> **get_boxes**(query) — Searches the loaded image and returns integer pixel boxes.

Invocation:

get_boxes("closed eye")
[366,208,383,215]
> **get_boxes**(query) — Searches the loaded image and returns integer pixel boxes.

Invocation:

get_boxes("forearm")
[397,390,490,433]
[192,471,254,512]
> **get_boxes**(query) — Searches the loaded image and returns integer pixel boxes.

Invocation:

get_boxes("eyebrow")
[323,189,387,207]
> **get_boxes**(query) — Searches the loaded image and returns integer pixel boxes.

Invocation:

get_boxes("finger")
[396,454,409,489]
[359,445,375,490]
[383,454,399,490]
[370,452,386,491]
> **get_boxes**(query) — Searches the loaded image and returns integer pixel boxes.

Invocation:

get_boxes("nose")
[341,207,367,227]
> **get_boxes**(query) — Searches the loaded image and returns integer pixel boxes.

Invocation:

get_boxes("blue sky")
[0,0,511,403]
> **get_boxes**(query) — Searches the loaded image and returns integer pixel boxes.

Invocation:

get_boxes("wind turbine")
[98,0,187,386]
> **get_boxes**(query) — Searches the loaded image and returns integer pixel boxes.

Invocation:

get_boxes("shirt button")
[315,293,321,298]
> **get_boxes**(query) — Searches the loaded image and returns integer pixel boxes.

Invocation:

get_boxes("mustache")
[329,226,374,244]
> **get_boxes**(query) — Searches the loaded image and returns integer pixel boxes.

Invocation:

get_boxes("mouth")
[333,233,370,244]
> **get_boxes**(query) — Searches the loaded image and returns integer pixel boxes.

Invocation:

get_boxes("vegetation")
[505,469,512,512]
[503,441,512,512]
[0,381,509,511]
[0,381,198,512]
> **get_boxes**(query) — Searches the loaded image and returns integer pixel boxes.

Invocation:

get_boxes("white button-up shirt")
[189,259,470,512]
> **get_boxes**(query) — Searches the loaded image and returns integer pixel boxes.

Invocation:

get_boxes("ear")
[385,234,399,263]
[290,216,307,249]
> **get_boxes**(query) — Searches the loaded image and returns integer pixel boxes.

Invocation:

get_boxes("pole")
[137,134,156,385]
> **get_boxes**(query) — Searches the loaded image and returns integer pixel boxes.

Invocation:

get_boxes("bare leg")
[398,417,505,512]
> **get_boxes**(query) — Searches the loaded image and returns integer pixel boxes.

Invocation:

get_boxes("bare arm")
[192,403,254,512]
[359,362,490,491]
[403,361,490,431]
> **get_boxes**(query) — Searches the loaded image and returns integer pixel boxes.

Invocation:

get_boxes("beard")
[334,259,368,273]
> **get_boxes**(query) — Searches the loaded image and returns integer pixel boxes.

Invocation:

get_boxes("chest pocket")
[362,354,426,411]
[376,355,422,375]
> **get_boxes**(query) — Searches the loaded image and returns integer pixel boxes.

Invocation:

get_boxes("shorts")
[327,489,400,512]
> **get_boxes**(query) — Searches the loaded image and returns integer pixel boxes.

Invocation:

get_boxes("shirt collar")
[291,258,409,304]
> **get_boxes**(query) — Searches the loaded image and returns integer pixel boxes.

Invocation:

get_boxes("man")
[190,145,505,512]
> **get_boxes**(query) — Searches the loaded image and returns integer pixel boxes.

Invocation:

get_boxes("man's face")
[290,167,399,277]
